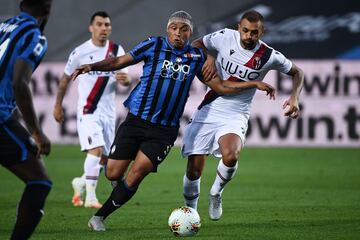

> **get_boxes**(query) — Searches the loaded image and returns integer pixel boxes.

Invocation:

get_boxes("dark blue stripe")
[86,76,109,114]
[138,37,162,117]
[27,180,53,188]
[147,46,172,122]
[19,32,35,54]
[166,48,203,126]
[159,57,192,125]
[0,24,37,81]
[132,41,155,58]
[0,18,33,46]
[259,47,273,69]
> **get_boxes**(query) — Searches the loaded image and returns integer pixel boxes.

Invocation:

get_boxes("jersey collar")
[19,11,38,23]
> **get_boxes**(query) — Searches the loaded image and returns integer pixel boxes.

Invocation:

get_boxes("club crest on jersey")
[175,57,182,63]
[253,57,262,70]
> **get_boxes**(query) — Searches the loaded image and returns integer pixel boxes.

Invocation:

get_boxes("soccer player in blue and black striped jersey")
[72,10,275,232]
[0,0,52,239]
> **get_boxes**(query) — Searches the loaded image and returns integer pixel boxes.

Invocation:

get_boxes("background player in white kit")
[53,11,130,208]
[182,10,304,220]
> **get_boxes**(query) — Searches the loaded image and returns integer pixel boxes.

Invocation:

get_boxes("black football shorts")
[0,116,38,167]
[109,113,179,172]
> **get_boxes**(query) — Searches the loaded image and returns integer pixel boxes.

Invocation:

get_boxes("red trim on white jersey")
[245,43,273,70]
[83,41,117,114]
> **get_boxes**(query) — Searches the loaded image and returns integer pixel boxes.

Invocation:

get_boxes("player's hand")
[116,72,131,86]
[283,96,300,119]
[32,130,51,159]
[53,104,64,123]
[255,81,276,100]
[71,64,92,81]
[201,55,217,82]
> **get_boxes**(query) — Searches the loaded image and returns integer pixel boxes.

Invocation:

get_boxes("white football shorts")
[181,116,248,158]
[77,113,115,156]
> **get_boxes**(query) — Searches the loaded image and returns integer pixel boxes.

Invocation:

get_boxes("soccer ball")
[168,206,201,237]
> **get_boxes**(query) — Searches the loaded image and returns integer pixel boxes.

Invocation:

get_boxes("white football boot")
[209,194,223,220]
[88,216,106,231]
[71,177,85,207]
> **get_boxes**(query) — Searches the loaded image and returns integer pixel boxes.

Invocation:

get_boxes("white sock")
[183,175,201,210]
[84,154,101,202]
[210,159,238,196]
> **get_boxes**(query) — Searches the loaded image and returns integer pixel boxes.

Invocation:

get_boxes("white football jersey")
[64,39,127,117]
[195,28,292,122]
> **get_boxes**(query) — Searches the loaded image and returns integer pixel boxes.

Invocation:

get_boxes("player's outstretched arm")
[71,53,135,80]
[13,59,51,157]
[204,75,276,99]
[283,63,304,118]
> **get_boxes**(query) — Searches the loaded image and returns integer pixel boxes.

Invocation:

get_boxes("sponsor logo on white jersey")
[87,70,116,76]
[220,57,260,80]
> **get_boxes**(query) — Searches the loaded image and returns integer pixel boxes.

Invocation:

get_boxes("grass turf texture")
[0,146,359,239]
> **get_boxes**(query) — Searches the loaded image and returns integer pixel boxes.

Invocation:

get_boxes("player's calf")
[10,180,52,240]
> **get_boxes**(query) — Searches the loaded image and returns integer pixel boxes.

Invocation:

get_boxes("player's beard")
[242,39,256,50]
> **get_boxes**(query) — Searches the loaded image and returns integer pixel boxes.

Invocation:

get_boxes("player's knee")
[105,168,120,181]
[87,147,103,157]
[186,168,202,180]
[222,150,240,165]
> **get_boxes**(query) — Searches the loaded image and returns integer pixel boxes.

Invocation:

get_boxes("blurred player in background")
[0,0,53,239]
[182,10,304,220]
[53,11,130,209]
[71,10,275,231]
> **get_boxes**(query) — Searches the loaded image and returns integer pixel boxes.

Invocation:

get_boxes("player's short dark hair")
[240,10,264,23]
[20,0,51,8]
[90,11,111,24]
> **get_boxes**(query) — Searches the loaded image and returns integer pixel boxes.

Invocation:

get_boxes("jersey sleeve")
[17,30,47,72]
[116,44,128,73]
[195,49,207,81]
[129,37,156,63]
[64,48,80,76]
[202,29,226,52]
[271,50,292,74]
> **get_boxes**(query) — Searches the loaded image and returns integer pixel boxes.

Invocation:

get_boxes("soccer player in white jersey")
[53,11,130,208]
[182,10,304,220]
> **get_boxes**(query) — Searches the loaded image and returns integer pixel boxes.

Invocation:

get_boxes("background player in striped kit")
[53,11,130,209]
[182,10,304,220]
[71,10,275,231]
[0,0,53,239]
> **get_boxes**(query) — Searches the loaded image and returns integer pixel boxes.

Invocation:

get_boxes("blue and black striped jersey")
[0,12,48,123]
[124,36,206,127]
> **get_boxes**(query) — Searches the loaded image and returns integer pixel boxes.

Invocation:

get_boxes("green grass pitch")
[1,146,359,239]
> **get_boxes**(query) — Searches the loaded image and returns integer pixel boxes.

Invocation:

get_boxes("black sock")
[95,179,137,219]
[11,180,52,240]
